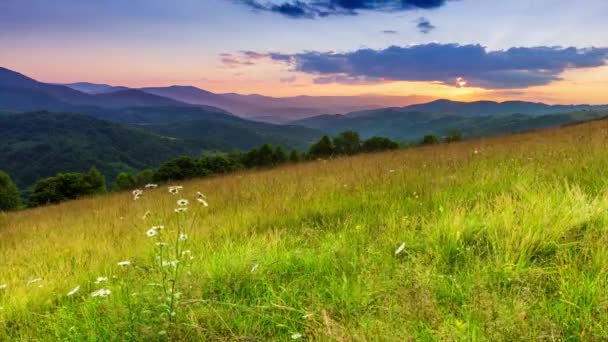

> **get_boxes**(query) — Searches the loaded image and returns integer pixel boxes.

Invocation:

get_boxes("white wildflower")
[196,191,206,199]
[395,243,406,255]
[146,228,159,237]
[156,242,168,247]
[91,289,111,297]
[162,260,179,268]
[177,199,189,207]
[179,233,188,241]
[174,207,188,213]
[142,210,151,219]
[168,186,182,195]
[291,333,303,340]
[250,264,259,273]
[67,286,80,296]
[145,183,158,189]
[197,198,208,207]
[132,189,143,196]
[117,261,131,266]
[0,284,6,290]
[95,277,108,284]
[27,278,42,285]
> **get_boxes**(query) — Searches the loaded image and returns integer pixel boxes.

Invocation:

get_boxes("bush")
[200,154,242,174]
[28,167,107,207]
[308,135,334,158]
[135,169,155,186]
[289,149,301,163]
[113,172,136,191]
[273,146,288,165]
[445,131,464,143]
[362,136,399,152]
[333,131,361,155]
[154,156,208,182]
[421,134,439,145]
[0,170,20,211]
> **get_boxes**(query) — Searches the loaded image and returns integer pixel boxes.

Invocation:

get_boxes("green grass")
[2,120,608,340]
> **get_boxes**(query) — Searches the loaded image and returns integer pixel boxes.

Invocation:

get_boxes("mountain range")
[2,65,608,190]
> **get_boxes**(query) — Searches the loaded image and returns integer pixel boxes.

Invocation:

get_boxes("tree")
[0,170,20,211]
[421,134,439,145]
[135,169,155,186]
[289,149,301,163]
[113,172,136,191]
[308,135,334,158]
[362,136,399,152]
[333,131,361,155]
[273,146,288,165]
[257,144,275,167]
[28,169,107,207]
[154,156,207,182]
[444,131,464,143]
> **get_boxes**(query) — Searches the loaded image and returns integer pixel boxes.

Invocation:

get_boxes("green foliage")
[0,170,20,211]
[28,167,106,207]
[113,172,136,191]
[273,146,288,165]
[444,130,464,143]
[361,136,399,152]
[134,169,155,186]
[308,135,334,158]
[154,156,208,182]
[333,131,361,155]
[289,149,301,163]
[421,134,439,145]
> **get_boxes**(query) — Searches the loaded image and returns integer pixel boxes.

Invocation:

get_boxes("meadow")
[2,120,608,340]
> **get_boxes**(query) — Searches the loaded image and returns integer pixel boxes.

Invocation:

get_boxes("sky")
[1,0,607,104]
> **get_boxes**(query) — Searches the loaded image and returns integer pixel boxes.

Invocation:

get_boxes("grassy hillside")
[2,119,608,339]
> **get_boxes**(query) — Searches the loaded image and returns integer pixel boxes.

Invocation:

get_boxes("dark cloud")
[236,0,450,18]
[416,17,435,33]
[381,30,398,34]
[264,44,608,89]
[220,53,257,68]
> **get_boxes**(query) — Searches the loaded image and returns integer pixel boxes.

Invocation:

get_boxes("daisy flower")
[67,286,80,296]
[177,199,189,207]
[91,289,111,297]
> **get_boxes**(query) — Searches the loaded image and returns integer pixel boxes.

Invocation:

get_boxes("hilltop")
[1,119,608,339]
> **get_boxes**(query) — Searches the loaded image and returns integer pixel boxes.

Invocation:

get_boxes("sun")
[456,77,468,88]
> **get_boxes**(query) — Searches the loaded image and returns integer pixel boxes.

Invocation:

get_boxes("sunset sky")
[1,0,607,104]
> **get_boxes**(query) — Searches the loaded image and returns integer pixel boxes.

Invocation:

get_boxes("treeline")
[0,130,460,210]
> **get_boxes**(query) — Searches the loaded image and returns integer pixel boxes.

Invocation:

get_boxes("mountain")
[0,111,198,189]
[62,82,129,94]
[294,108,608,141]
[140,85,432,123]
[0,67,194,111]
[379,99,608,118]
[0,110,322,190]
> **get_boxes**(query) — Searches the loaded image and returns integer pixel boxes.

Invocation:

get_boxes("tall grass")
[2,120,608,340]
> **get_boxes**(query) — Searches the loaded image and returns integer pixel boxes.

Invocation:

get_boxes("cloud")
[381,30,398,34]
[416,17,435,33]
[219,53,257,68]
[280,75,298,83]
[235,0,450,18]
[263,44,608,89]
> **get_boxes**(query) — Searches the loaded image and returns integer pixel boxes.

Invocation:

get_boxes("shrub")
[289,149,301,163]
[113,172,136,191]
[362,136,399,152]
[273,146,288,165]
[28,168,107,207]
[333,131,361,155]
[0,170,20,211]
[154,156,207,182]
[445,131,464,143]
[308,135,334,158]
[421,134,439,145]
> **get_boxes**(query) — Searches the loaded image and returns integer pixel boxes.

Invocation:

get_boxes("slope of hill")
[384,99,608,117]
[0,67,193,111]
[3,119,608,339]
[62,82,129,94]
[0,111,199,189]
[0,110,322,189]
[294,108,608,141]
